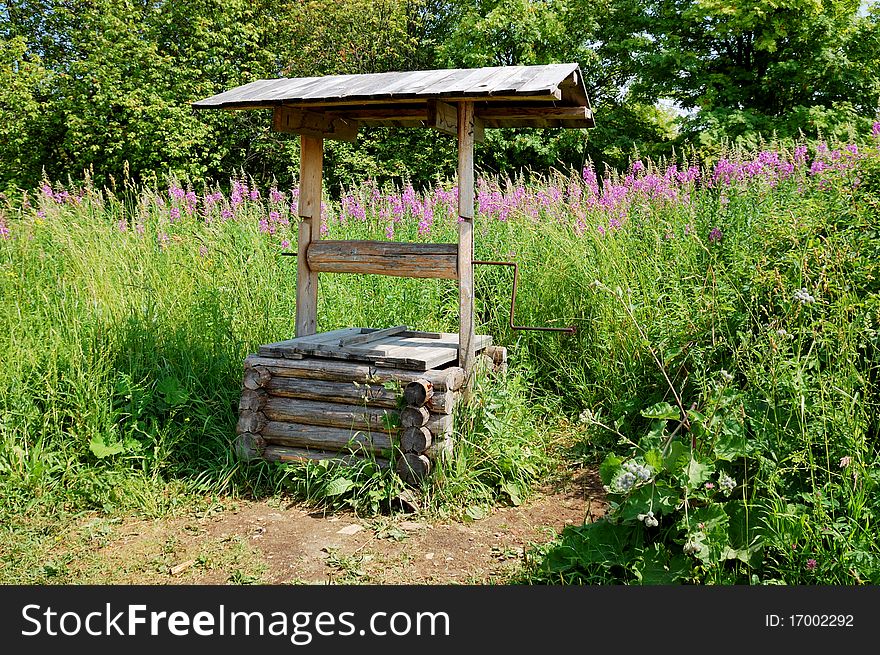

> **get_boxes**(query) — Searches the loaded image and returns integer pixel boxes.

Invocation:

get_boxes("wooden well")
[193,64,592,481]
[235,327,507,482]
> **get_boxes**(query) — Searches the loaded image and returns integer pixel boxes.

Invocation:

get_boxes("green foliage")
[521,132,880,585]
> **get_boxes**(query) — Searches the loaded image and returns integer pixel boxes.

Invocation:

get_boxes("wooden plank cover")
[258,330,492,370]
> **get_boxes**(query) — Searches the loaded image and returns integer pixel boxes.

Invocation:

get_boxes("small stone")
[336,524,364,536]
[425,552,434,560]
[399,521,426,532]
[169,559,196,576]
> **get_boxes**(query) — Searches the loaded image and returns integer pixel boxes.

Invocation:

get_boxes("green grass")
[2,135,880,584]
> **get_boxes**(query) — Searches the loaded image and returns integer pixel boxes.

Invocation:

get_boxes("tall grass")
[2,128,880,584]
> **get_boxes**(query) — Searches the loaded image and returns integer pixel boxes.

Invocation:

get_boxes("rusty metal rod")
[473,260,576,334]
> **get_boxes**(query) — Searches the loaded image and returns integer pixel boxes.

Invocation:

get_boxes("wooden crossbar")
[306,240,458,280]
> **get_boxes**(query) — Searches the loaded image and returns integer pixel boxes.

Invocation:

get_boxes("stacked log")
[394,378,455,485]
[235,356,463,475]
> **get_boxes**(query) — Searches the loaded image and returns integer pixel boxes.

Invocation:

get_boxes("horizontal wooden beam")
[263,444,389,468]
[262,422,394,455]
[326,105,592,127]
[307,240,458,280]
[272,106,358,141]
[244,355,468,392]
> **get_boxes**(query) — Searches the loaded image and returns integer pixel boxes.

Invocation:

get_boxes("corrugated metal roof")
[192,64,594,128]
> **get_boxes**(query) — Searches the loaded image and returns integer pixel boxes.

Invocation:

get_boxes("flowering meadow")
[2,124,880,584]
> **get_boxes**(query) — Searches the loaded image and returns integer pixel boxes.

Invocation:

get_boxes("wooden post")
[296,135,324,337]
[457,101,475,379]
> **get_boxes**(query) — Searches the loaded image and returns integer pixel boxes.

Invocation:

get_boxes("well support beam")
[457,101,475,378]
[296,135,324,337]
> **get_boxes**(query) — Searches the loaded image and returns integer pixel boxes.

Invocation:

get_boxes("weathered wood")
[323,103,594,128]
[425,435,453,462]
[339,325,408,347]
[193,64,587,114]
[457,101,476,382]
[426,388,458,415]
[401,426,432,454]
[484,345,508,366]
[272,106,358,141]
[237,410,267,434]
[262,397,399,432]
[261,375,456,413]
[233,432,266,461]
[400,405,430,428]
[307,241,458,280]
[264,376,399,407]
[403,379,433,407]
[244,354,467,391]
[428,99,485,144]
[259,397,453,434]
[296,134,323,337]
[261,421,393,455]
[263,444,389,468]
[243,365,272,390]
[238,389,267,412]
[396,453,431,485]
[259,330,491,372]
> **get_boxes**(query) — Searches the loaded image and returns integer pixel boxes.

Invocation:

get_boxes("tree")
[628,0,880,145]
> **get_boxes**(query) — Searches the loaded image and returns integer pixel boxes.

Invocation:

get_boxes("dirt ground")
[66,469,606,585]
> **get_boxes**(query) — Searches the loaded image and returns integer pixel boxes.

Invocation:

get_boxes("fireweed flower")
[198,245,208,257]
[169,207,181,221]
[117,219,127,232]
[873,121,880,138]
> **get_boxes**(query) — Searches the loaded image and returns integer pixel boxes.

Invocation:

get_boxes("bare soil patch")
[67,469,605,585]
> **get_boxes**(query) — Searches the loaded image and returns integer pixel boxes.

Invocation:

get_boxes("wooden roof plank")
[515,63,580,93]
[418,66,508,97]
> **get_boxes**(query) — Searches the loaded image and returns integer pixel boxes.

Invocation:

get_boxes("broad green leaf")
[501,481,521,506]
[465,505,487,520]
[614,482,679,522]
[633,545,692,584]
[157,375,188,407]
[644,449,664,471]
[599,454,623,486]
[663,440,690,473]
[686,457,713,490]
[640,401,679,420]
[323,477,355,497]
[713,418,750,460]
[89,436,125,459]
